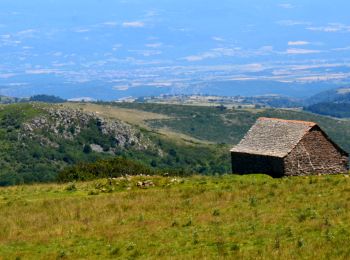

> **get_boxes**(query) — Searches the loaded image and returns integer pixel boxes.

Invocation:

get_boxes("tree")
[83,144,92,154]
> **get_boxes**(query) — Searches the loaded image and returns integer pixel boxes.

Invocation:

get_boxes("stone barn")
[230,117,349,177]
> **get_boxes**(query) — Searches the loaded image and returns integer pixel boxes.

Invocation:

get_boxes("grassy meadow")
[1,174,350,259]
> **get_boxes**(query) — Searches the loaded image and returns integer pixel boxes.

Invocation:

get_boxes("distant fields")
[1,174,350,259]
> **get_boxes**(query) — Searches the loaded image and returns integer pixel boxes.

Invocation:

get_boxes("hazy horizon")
[0,0,350,100]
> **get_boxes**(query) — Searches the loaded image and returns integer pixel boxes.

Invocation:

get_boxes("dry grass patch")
[63,102,169,128]
[64,102,212,145]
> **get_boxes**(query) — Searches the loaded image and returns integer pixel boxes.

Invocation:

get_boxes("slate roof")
[230,117,317,158]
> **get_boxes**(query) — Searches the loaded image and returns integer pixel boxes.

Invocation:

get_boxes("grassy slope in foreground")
[1,175,350,259]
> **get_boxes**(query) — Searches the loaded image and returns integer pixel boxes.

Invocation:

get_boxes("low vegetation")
[1,174,350,259]
[29,94,66,103]
[58,157,159,182]
[0,103,114,186]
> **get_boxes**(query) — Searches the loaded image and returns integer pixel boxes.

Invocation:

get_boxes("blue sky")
[0,0,350,99]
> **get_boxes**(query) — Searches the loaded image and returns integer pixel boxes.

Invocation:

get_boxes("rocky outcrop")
[21,105,152,151]
[96,117,145,149]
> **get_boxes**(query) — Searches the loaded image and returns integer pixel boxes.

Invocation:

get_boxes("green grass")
[1,174,350,259]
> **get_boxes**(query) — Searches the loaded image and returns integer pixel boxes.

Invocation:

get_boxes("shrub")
[83,144,92,154]
[57,157,158,182]
[65,182,77,191]
[212,209,221,216]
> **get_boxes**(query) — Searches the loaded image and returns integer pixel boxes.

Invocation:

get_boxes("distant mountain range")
[1,76,346,101]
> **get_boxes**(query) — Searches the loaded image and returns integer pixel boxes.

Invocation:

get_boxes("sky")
[0,0,350,99]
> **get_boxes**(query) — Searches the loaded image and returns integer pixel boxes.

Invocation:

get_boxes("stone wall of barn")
[284,128,348,175]
[231,152,284,177]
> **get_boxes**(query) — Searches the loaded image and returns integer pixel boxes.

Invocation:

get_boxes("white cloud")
[128,49,162,57]
[74,28,90,33]
[17,29,38,35]
[255,46,274,55]
[6,82,27,86]
[278,3,294,9]
[212,47,238,56]
[52,52,63,57]
[285,48,321,54]
[238,63,265,72]
[277,20,311,26]
[288,41,310,46]
[122,21,145,28]
[101,21,118,27]
[25,69,62,75]
[168,26,194,34]
[212,36,225,42]
[184,52,218,62]
[307,23,350,33]
[146,42,163,48]
[333,46,350,51]
[0,73,16,79]
[52,61,75,67]
[113,85,129,91]
[112,44,123,51]
[152,82,173,87]
[0,36,21,47]
[144,10,160,18]
[296,73,350,82]
[16,29,39,38]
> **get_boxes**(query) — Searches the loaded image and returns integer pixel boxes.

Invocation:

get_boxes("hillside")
[304,87,350,118]
[305,102,350,118]
[1,102,350,186]
[0,103,230,186]
[1,174,350,259]
[99,102,350,152]
[0,103,151,185]
[306,87,350,105]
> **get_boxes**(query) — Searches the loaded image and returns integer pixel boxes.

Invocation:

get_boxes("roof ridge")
[258,117,317,127]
